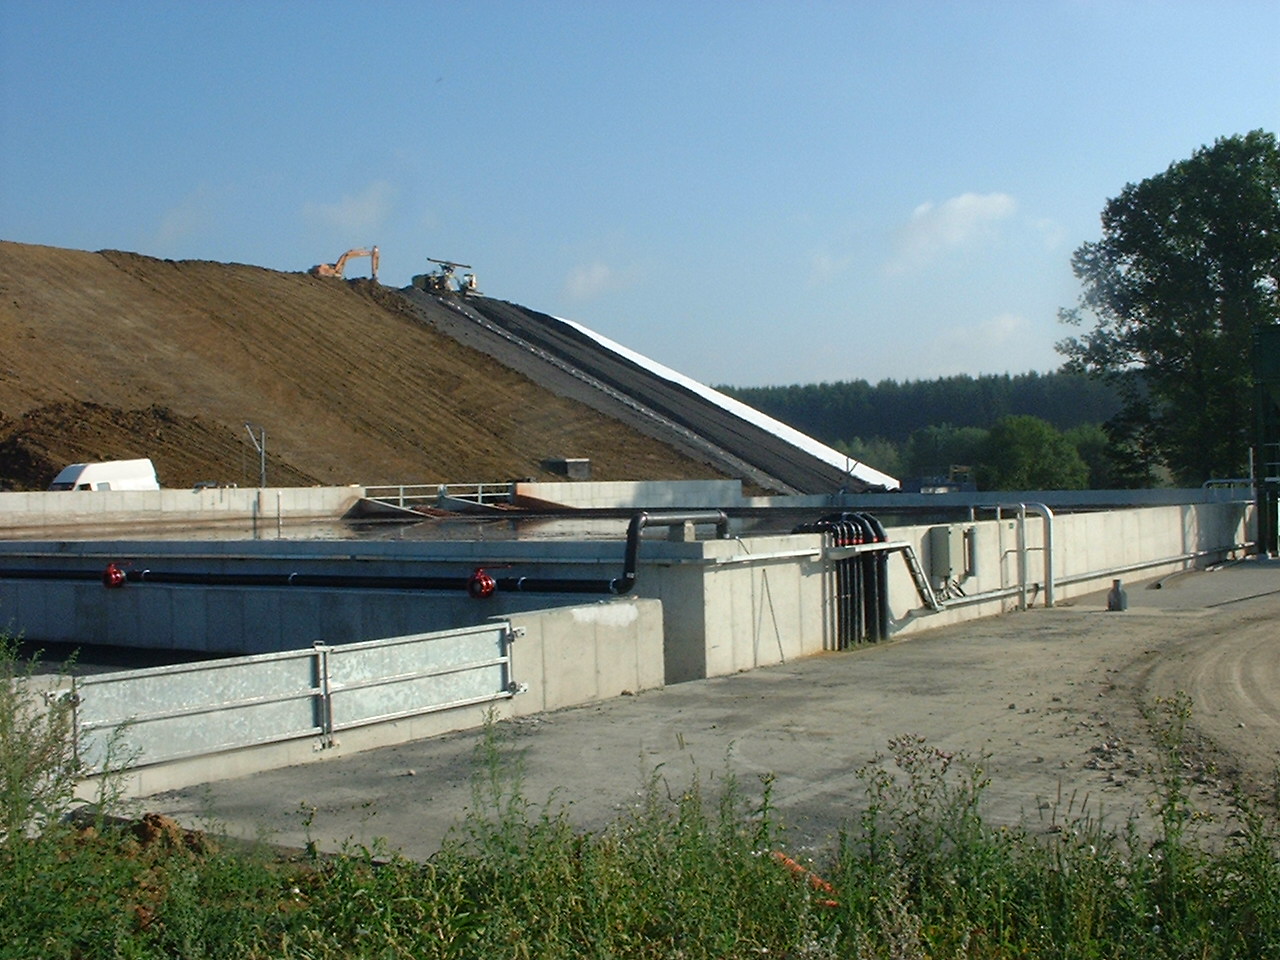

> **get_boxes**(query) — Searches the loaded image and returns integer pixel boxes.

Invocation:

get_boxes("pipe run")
[792,512,892,647]
[0,510,732,599]
[995,502,1055,609]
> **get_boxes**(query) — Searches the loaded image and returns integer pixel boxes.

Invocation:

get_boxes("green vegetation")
[1059,130,1280,485]
[0,633,82,845]
[723,370,1120,450]
[975,414,1089,491]
[724,372,1125,489]
[2,641,1277,960]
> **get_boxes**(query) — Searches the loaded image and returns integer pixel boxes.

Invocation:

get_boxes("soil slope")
[0,242,727,490]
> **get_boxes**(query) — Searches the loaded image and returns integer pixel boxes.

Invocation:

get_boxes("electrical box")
[542,457,591,480]
[927,524,976,589]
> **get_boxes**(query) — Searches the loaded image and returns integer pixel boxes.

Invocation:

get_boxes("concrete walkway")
[124,558,1280,860]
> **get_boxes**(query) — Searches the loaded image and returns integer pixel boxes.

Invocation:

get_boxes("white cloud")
[886,192,1017,275]
[905,311,1058,378]
[974,311,1031,343]
[564,260,635,300]
[303,180,395,234]
[935,311,1033,357]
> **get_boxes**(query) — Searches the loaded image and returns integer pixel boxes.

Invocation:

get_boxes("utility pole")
[244,422,266,488]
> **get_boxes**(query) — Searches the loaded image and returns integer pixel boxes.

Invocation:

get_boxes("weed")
[0,631,85,844]
[0,701,1274,957]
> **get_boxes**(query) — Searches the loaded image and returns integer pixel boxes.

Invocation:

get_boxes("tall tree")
[1057,130,1280,484]
[977,415,1088,491]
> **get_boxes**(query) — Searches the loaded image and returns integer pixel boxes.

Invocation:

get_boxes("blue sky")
[2,1,1277,387]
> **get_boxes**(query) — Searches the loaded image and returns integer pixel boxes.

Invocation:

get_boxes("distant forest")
[719,371,1120,448]
[719,371,1133,488]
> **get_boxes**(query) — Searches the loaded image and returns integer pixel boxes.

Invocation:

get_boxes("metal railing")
[74,622,520,773]
[362,482,515,510]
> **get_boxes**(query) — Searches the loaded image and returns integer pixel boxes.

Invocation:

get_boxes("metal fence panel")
[75,649,321,770]
[74,622,515,774]
[328,624,511,730]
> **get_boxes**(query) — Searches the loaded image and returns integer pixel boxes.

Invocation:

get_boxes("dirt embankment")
[0,241,728,490]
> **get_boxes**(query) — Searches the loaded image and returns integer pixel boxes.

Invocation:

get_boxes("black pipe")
[617,510,731,595]
[858,513,891,641]
[127,570,475,591]
[0,510,733,598]
[792,511,893,646]
[852,514,881,641]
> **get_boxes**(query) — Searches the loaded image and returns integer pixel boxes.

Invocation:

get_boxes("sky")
[2,1,1277,388]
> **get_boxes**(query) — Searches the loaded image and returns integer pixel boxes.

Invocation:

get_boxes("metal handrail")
[362,482,515,508]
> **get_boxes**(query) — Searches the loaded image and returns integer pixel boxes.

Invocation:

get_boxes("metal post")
[244,423,266,488]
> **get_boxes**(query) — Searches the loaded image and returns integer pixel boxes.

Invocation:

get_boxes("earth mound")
[0,241,727,491]
[0,402,316,490]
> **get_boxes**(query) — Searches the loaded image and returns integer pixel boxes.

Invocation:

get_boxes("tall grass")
[0,664,1276,958]
[0,632,83,844]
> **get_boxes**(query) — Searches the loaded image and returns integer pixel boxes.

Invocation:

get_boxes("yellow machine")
[308,246,379,281]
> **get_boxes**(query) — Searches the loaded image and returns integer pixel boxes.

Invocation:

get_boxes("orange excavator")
[308,246,380,281]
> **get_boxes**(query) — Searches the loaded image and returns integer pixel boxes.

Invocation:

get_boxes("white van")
[48,458,160,491]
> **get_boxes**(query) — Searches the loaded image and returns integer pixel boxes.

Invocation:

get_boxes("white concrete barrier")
[0,486,365,536]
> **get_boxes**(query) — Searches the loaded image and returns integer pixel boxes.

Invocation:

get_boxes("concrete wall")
[0,535,694,656]
[0,500,1255,690]
[516,479,744,509]
[505,600,665,716]
[633,533,830,683]
[596,500,1253,682]
[0,486,364,537]
[880,500,1253,635]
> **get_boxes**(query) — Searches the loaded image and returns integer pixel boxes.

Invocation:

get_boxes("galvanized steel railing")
[362,482,515,510]
[73,622,521,773]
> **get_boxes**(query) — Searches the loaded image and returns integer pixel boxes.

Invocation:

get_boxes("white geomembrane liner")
[552,314,900,490]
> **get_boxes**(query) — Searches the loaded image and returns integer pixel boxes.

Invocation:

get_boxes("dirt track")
[128,562,1280,859]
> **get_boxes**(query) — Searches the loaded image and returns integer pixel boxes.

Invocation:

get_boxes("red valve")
[102,563,127,589]
[467,567,496,599]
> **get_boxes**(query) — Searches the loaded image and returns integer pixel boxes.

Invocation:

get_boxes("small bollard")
[1106,578,1128,611]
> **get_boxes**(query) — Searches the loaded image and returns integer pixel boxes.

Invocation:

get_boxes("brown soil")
[0,241,729,490]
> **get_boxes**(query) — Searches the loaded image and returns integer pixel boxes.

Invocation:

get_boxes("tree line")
[720,372,1121,489]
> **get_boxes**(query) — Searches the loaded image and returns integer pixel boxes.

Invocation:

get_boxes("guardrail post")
[313,642,335,748]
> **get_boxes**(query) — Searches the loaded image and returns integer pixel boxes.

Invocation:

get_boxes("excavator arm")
[308,246,379,281]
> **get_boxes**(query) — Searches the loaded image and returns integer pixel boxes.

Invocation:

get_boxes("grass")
[1,636,1278,958]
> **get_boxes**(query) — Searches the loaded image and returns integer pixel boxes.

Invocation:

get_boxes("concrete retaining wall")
[0,486,364,536]
[0,536,665,654]
[515,479,744,509]
[879,500,1253,636]
[607,500,1253,682]
[9,497,1248,798]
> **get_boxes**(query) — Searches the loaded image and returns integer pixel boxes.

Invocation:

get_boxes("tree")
[1063,423,1115,489]
[833,436,903,480]
[976,415,1088,491]
[1057,130,1280,485]
[903,424,988,479]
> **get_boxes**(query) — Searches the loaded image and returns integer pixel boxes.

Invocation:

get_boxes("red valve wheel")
[467,567,496,599]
